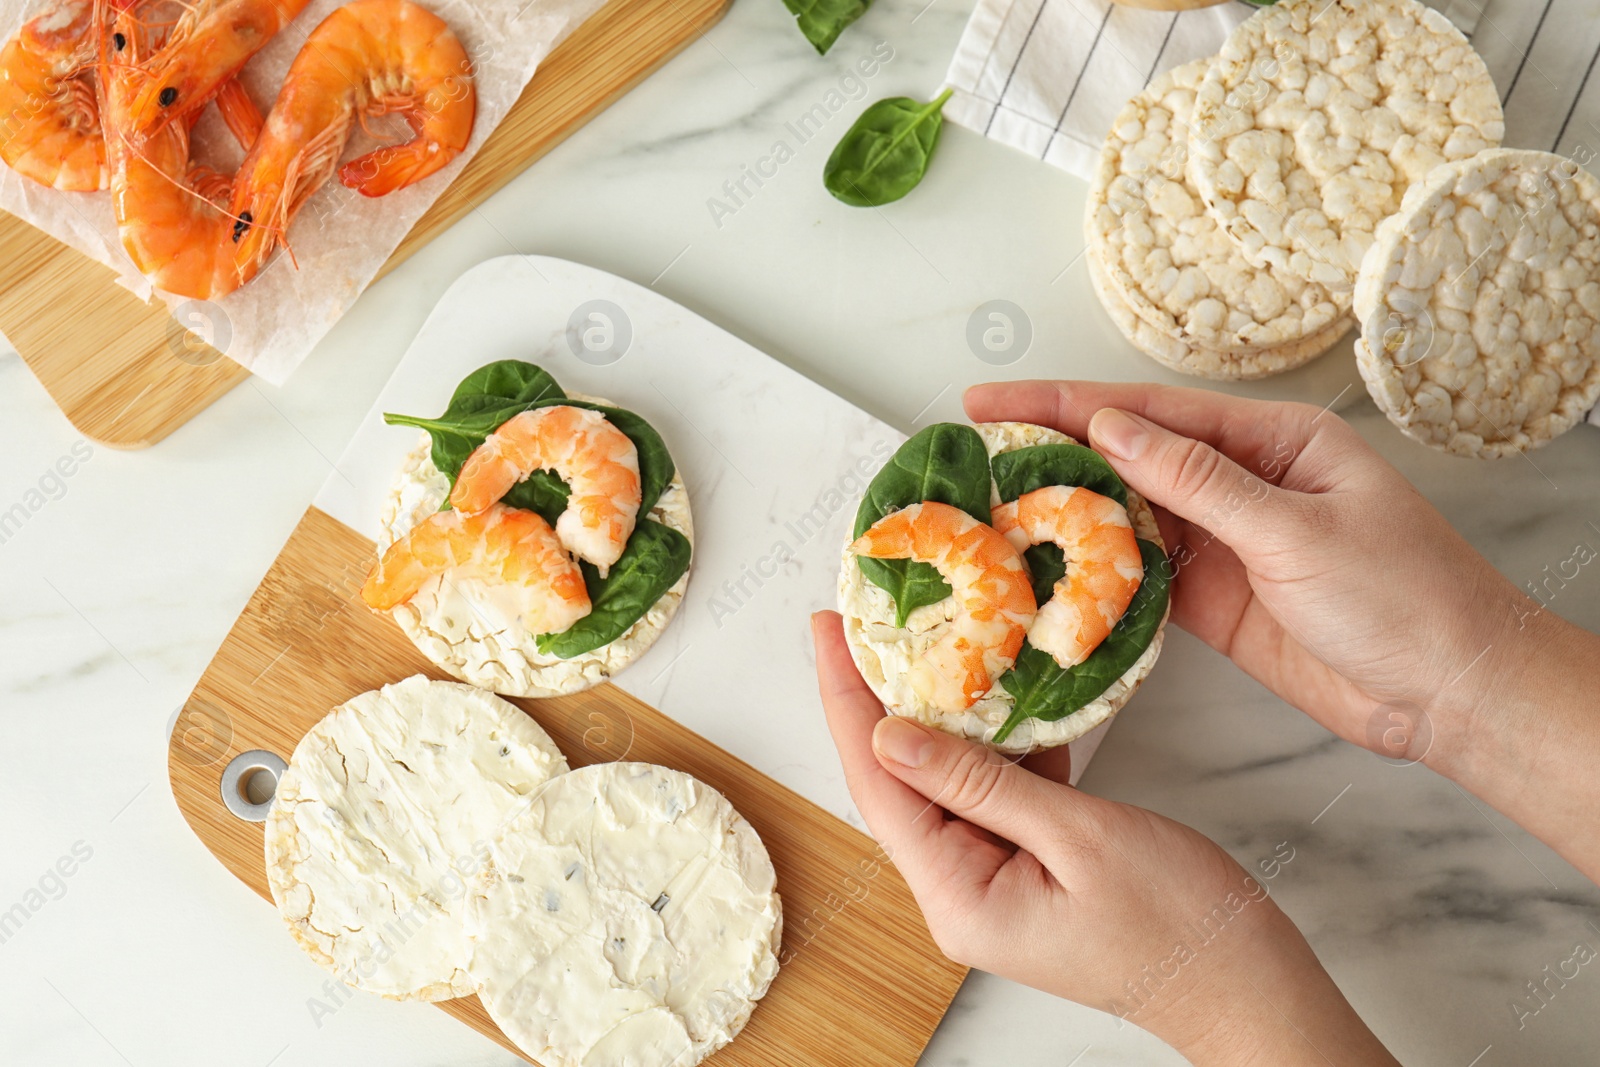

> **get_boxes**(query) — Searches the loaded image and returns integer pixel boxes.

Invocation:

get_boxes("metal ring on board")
[220,750,288,822]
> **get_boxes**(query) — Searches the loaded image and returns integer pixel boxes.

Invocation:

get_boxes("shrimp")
[990,486,1144,669]
[851,501,1037,712]
[361,503,592,636]
[121,0,315,134]
[1,0,274,191]
[226,0,475,267]
[450,406,641,576]
[103,0,474,299]
[1,0,109,190]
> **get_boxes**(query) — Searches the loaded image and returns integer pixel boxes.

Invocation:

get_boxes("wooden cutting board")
[0,0,730,450]
[168,505,967,1066]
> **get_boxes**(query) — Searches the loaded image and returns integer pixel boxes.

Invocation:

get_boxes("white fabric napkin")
[942,0,1600,181]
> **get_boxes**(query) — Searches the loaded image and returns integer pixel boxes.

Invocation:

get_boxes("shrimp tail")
[338,88,474,197]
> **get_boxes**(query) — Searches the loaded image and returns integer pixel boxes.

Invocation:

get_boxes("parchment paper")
[0,0,609,384]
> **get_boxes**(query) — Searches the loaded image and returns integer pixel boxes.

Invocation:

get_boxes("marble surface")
[2,0,1599,1064]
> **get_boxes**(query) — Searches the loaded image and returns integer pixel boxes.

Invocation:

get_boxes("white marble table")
[3,0,1599,1062]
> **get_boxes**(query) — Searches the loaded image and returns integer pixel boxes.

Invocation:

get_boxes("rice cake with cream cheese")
[1188,0,1503,292]
[467,762,782,1067]
[838,422,1167,755]
[379,393,692,698]
[1087,58,1350,379]
[1354,148,1600,458]
[264,675,569,1000]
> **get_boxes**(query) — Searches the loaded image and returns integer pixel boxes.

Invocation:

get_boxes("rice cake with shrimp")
[1188,0,1503,292]
[466,762,782,1067]
[838,422,1167,755]
[264,675,568,1000]
[1086,59,1351,380]
[1354,149,1600,458]
[379,393,693,698]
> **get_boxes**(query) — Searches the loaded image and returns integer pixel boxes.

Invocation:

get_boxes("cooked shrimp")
[226,0,475,269]
[991,486,1143,669]
[1,0,271,191]
[450,406,641,576]
[1,0,108,190]
[851,501,1037,712]
[121,0,314,133]
[102,0,474,299]
[361,503,592,635]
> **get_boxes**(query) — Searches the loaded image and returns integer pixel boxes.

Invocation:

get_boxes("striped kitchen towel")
[942,0,1600,181]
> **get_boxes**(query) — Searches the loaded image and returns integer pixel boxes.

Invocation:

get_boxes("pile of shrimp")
[0,0,476,299]
[361,406,645,639]
[851,485,1145,713]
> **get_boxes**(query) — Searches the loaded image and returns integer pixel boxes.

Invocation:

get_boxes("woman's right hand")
[965,380,1600,883]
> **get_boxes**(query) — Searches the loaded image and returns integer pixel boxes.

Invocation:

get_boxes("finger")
[963,380,1317,485]
[811,613,1010,880]
[1089,408,1292,548]
[872,715,1100,855]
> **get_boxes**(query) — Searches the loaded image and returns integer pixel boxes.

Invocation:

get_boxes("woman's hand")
[964,380,1600,884]
[813,611,1399,1067]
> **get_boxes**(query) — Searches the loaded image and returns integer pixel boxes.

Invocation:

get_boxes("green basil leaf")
[782,0,869,54]
[502,470,570,525]
[1022,543,1066,606]
[450,360,568,409]
[564,402,675,518]
[852,423,991,628]
[383,363,674,518]
[536,519,692,659]
[824,89,952,208]
[990,443,1127,508]
[994,538,1170,742]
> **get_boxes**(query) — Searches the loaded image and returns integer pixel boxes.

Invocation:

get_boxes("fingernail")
[1091,408,1151,461]
[874,716,934,768]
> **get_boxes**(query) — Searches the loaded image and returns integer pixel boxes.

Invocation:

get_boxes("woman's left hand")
[812,610,1398,1067]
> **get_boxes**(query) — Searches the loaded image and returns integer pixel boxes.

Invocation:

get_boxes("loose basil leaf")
[852,423,991,628]
[994,539,1170,743]
[824,89,952,208]
[990,443,1127,508]
[782,0,869,54]
[536,519,692,659]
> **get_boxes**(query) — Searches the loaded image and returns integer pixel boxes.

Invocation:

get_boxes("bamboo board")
[0,0,730,450]
[168,505,967,1066]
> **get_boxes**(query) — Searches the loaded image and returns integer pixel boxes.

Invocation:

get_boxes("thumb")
[1089,407,1284,546]
[873,716,1094,852]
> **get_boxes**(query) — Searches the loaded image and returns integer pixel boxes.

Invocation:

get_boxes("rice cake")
[379,394,692,698]
[1354,148,1600,458]
[838,422,1167,755]
[467,762,782,1067]
[1189,0,1503,292]
[1087,59,1350,379]
[1089,250,1351,381]
[264,676,569,1000]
